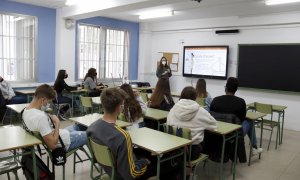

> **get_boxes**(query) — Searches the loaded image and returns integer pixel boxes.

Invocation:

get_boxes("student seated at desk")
[210,77,263,155]
[0,75,27,104]
[167,86,217,160]
[149,78,174,111]
[196,78,212,111]
[87,88,150,179]
[83,68,105,97]
[54,69,77,118]
[120,84,147,130]
[22,84,87,151]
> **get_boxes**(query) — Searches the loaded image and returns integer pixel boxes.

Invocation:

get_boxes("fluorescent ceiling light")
[265,0,300,5]
[139,10,174,20]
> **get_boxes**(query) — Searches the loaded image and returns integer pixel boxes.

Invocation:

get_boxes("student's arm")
[63,80,76,91]
[115,127,148,179]
[136,95,147,115]
[201,109,217,130]
[241,99,247,121]
[167,66,172,77]
[42,115,60,150]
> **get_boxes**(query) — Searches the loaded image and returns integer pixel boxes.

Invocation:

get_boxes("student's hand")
[49,114,60,127]
[146,101,151,107]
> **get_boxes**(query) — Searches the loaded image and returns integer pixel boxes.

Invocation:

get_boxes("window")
[0,13,37,81]
[78,24,129,80]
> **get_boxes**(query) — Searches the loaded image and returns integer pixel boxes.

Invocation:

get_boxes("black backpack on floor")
[21,150,55,180]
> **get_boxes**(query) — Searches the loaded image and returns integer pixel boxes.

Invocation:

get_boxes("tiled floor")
[1,120,300,180]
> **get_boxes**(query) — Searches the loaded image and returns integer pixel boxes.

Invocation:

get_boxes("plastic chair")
[88,138,116,180]
[80,96,93,114]
[255,102,280,150]
[163,124,209,180]
[31,131,91,180]
[140,93,149,103]
[53,97,72,118]
[196,97,205,107]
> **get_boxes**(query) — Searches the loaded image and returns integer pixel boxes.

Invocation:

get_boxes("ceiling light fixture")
[139,10,174,20]
[65,0,79,6]
[265,0,300,5]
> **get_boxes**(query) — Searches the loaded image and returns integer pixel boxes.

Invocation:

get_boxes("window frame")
[77,23,130,82]
[0,11,38,83]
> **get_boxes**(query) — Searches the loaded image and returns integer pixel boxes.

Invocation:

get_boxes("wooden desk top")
[133,87,155,91]
[145,108,168,121]
[69,88,89,93]
[6,103,29,114]
[0,126,41,152]
[247,102,287,112]
[128,127,192,155]
[15,89,35,95]
[69,113,131,128]
[171,91,181,97]
[208,121,241,135]
[246,111,266,121]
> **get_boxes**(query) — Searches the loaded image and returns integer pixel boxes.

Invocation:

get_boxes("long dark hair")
[55,69,66,81]
[84,68,97,81]
[120,84,142,123]
[150,78,172,108]
[196,78,208,98]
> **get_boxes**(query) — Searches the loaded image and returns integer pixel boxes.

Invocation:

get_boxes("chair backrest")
[196,97,205,107]
[118,113,126,122]
[0,91,6,108]
[163,124,191,140]
[80,96,93,108]
[88,138,115,179]
[254,102,272,114]
[140,93,149,103]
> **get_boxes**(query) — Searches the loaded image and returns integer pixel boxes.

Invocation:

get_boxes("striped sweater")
[87,119,148,180]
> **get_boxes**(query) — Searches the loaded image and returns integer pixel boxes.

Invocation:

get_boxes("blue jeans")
[65,124,87,151]
[242,120,257,147]
[7,95,27,104]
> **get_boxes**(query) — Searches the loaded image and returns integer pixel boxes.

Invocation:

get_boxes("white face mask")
[162,61,167,65]
[41,103,50,111]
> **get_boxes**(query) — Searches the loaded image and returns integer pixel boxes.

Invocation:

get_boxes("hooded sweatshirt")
[167,99,217,144]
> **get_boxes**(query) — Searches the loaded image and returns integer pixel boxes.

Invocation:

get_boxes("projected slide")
[183,46,228,79]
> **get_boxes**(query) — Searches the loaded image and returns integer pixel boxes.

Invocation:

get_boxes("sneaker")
[252,147,263,155]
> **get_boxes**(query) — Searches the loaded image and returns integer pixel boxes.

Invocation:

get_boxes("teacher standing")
[156,57,172,78]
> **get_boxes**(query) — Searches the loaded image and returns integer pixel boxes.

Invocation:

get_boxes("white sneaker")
[252,147,263,155]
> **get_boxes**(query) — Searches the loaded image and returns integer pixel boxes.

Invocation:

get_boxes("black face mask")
[0,78,3,82]
[65,74,68,79]
[94,73,97,76]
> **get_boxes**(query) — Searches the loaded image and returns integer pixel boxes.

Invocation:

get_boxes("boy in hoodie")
[167,86,217,160]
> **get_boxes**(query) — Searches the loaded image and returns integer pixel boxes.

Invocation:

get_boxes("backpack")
[21,150,55,180]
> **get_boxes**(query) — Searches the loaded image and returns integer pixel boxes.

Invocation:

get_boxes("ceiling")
[9,0,300,22]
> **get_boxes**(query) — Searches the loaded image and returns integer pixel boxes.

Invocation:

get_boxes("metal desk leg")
[71,93,74,116]
[156,155,160,180]
[183,148,187,180]
[259,118,263,159]
[32,147,37,180]
[233,131,238,180]
[280,111,285,145]
[220,135,226,180]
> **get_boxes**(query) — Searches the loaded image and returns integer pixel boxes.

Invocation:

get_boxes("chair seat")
[100,174,110,180]
[0,161,21,174]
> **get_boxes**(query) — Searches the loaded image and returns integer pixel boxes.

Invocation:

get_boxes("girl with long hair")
[195,78,212,111]
[149,78,174,111]
[156,57,172,78]
[120,84,147,129]
[83,68,104,97]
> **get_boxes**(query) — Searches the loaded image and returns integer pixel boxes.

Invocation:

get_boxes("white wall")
[55,9,77,84]
[138,12,300,131]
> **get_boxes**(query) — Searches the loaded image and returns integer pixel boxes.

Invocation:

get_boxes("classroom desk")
[171,91,180,98]
[15,89,35,102]
[133,86,155,92]
[128,127,192,180]
[208,121,241,180]
[246,111,266,166]
[144,108,169,130]
[2,103,29,124]
[69,113,131,128]
[0,125,42,180]
[247,102,287,144]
